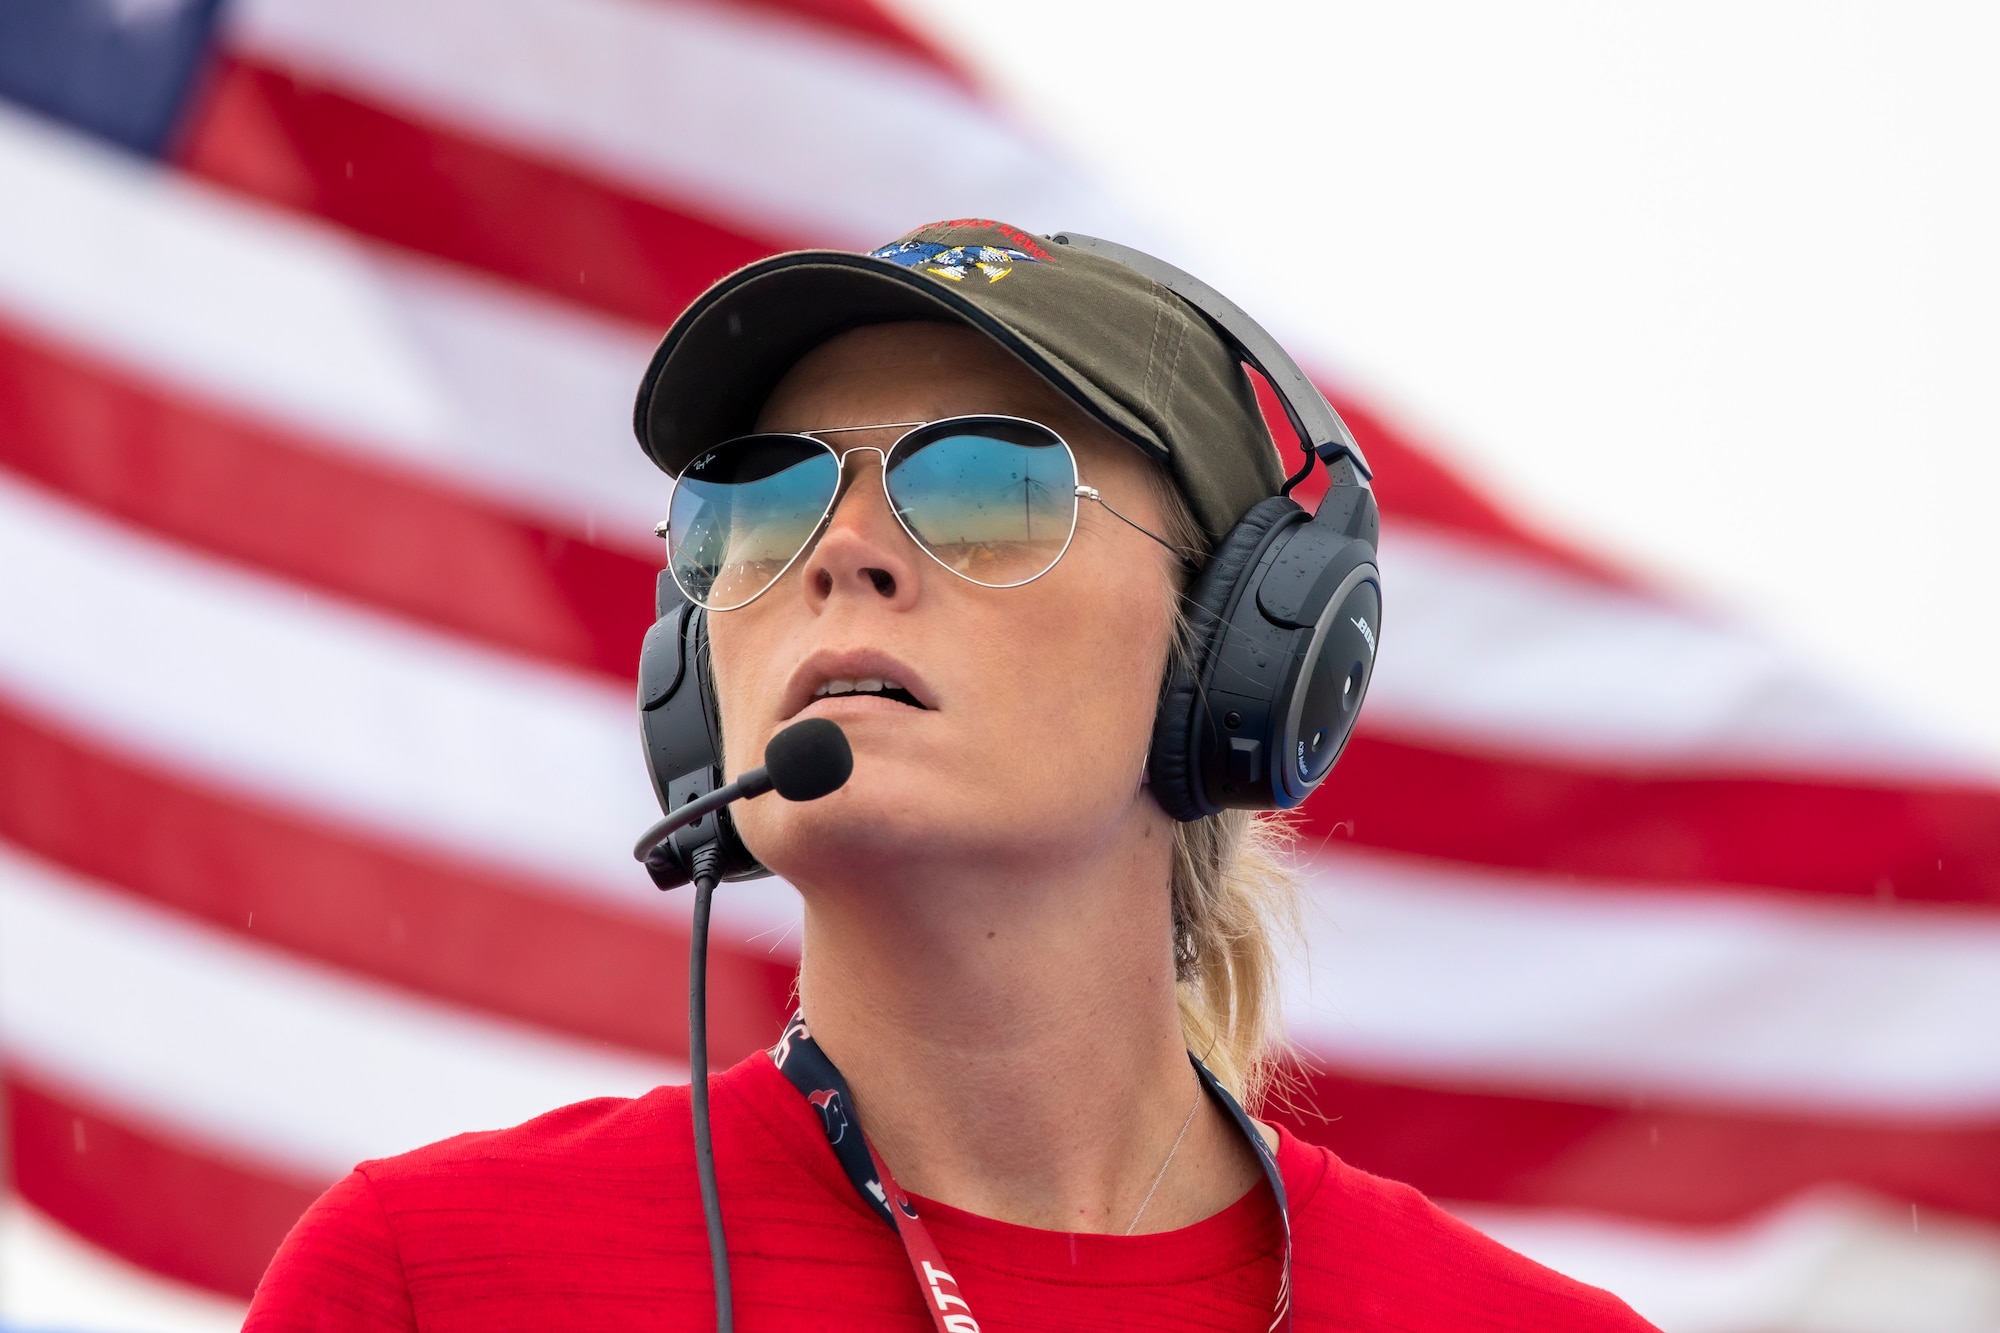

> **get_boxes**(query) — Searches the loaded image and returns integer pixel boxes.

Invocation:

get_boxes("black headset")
[637,235,1380,889]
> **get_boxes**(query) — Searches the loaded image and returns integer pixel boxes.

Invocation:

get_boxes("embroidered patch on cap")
[869,240,1039,283]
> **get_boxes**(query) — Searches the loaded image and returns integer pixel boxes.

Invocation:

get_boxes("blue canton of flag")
[0,0,223,155]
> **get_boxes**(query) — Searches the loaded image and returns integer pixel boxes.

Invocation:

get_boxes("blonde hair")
[1147,470,1303,1111]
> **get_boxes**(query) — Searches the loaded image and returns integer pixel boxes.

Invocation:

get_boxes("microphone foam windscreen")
[763,718,853,802]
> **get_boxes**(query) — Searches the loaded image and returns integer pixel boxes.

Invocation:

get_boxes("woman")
[247,221,1652,1330]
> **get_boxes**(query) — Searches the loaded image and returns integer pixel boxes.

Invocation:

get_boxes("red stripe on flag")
[5,1068,324,1299]
[0,698,795,1064]
[0,319,656,681]
[177,56,788,329]
[1281,1062,2000,1227]
[1307,734,2000,907]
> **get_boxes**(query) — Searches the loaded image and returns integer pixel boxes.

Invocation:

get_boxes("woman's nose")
[799,450,921,609]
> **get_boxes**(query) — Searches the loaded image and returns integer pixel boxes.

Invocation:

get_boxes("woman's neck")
[791,817,1264,1234]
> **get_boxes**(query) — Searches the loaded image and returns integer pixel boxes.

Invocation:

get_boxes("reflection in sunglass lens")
[667,435,839,609]
[886,420,1077,587]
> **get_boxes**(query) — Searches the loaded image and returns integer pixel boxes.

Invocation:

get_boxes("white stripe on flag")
[0,471,652,899]
[1454,1191,2000,1333]
[0,842,679,1180]
[378,252,664,538]
[1368,524,1991,780]
[0,102,452,466]
[1291,849,2000,1115]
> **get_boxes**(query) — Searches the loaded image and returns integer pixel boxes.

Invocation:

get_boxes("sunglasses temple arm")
[1076,486,1202,573]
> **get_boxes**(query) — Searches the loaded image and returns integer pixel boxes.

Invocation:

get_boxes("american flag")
[2,2,1997,1329]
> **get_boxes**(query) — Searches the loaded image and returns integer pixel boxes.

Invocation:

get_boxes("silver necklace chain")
[1124,1076,1202,1235]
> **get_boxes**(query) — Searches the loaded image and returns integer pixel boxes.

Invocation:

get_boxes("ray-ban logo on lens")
[690,453,715,472]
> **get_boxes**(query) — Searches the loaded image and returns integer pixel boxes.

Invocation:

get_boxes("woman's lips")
[796,692,929,718]
[783,649,936,719]
[810,678,927,708]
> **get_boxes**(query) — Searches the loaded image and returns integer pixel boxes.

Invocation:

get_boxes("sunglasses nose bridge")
[812,444,909,555]
[830,443,890,474]
[825,443,890,509]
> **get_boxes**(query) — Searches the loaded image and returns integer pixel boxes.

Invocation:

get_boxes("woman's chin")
[738,777,1004,885]
[731,736,1148,889]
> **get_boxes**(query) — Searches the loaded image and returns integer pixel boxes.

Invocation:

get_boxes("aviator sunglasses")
[657,415,1190,612]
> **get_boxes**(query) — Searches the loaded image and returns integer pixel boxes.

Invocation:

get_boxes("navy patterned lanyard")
[769,1011,1294,1332]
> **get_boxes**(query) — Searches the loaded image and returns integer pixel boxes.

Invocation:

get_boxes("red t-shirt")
[246,1052,1653,1331]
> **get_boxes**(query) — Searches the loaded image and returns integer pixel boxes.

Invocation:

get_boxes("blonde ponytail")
[1171,810,1300,1109]
[1147,469,1303,1110]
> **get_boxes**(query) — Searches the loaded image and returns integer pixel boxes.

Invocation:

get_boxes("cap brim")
[632,251,1169,476]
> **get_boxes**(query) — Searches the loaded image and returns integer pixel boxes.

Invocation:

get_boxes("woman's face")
[707,321,1183,887]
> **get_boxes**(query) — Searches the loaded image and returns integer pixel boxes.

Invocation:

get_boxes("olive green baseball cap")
[631,219,1287,544]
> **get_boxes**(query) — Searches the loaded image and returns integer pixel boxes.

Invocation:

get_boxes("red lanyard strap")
[769,1011,1293,1332]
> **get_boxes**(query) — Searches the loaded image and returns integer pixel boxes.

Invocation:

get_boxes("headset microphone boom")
[631,717,853,1333]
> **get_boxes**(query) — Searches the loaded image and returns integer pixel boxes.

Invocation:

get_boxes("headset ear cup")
[637,599,771,886]
[688,611,771,881]
[1149,496,1306,822]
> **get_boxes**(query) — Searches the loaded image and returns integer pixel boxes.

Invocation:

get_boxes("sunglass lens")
[666,435,839,609]
[886,420,1077,586]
